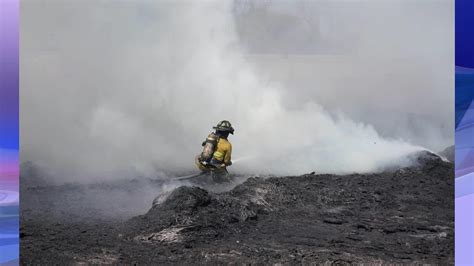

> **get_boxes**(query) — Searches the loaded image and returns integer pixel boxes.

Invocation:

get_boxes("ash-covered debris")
[21,152,453,265]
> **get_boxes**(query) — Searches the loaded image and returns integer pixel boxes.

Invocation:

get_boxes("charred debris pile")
[21,151,453,264]
[122,151,453,264]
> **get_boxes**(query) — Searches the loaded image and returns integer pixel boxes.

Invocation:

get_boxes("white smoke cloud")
[20,0,450,181]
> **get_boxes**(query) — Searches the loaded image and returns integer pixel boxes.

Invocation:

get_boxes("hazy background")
[21,0,453,182]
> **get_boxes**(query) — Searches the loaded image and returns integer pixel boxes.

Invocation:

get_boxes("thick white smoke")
[21,1,449,181]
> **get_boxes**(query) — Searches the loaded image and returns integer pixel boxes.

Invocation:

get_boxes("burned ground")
[21,152,453,265]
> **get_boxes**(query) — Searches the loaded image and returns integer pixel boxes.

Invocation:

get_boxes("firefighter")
[195,120,234,173]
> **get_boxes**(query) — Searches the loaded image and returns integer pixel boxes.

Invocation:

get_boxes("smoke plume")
[20,0,452,181]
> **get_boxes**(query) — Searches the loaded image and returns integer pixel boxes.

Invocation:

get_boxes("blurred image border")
[0,0,20,264]
[455,0,474,264]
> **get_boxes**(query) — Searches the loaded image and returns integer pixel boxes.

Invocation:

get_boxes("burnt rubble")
[21,151,453,264]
